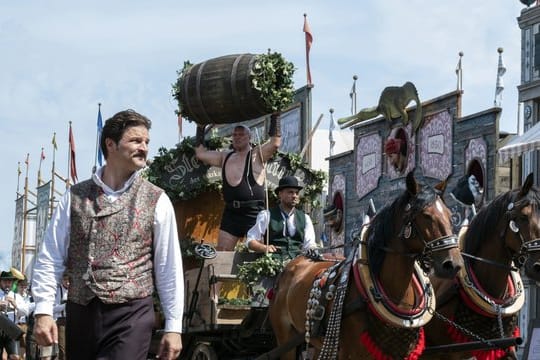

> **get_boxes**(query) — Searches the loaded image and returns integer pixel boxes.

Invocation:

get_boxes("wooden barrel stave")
[180,54,268,125]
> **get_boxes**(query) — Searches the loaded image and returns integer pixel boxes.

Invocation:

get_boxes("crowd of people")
[0,270,69,360]
[4,108,323,360]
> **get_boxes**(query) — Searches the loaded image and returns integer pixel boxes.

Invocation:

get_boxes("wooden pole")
[300,113,324,158]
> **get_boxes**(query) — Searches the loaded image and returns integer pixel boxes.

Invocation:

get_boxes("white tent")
[498,121,540,164]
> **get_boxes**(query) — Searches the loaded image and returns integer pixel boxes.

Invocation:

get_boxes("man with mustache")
[31,109,184,360]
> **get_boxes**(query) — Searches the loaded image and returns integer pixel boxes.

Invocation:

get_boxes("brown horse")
[423,173,540,360]
[269,172,464,359]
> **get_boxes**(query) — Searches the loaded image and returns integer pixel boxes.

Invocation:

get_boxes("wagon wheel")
[194,243,217,259]
[190,342,218,360]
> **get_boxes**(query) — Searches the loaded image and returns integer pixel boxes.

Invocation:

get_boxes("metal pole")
[422,337,522,355]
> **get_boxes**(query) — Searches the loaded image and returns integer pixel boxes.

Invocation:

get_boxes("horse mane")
[464,185,540,254]
[367,182,438,276]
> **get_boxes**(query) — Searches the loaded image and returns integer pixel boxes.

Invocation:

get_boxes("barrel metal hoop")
[195,61,213,124]
[182,67,195,121]
[231,54,250,120]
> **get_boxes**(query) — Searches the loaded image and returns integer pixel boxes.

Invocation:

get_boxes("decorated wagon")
[145,132,325,359]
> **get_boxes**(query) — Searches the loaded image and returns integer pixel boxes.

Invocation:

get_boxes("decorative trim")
[457,261,525,317]
[353,229,435,328]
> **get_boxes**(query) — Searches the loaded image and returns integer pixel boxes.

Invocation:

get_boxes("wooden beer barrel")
[176,53,294,125]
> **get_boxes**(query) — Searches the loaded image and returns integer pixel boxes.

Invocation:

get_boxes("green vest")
[268,207,306,260]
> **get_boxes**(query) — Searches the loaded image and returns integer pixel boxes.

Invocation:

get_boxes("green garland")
[251,52,296,112]
[145,136,326,208]
[144,135,226,201]
[236,253,284,288]
[171,61,193,116]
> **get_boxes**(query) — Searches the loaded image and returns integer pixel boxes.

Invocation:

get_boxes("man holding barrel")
[195,113,281,251]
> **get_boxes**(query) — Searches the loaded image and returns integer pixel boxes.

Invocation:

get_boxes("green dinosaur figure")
[338,81,423,132]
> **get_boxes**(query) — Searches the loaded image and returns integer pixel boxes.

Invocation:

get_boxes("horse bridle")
[503,199,540,267]
[396,198,459,270]
[461,198,540,270]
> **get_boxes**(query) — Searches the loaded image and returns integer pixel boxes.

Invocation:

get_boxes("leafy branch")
[145,139,326,208]
[236,254,284,288]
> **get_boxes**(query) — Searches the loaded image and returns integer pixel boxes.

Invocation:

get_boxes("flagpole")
[456,51,463,91]
[38,147,44,186]
[329,108,335,157]
[50,133,57,218]
[68,121,78,186]
[22,153,29,272]
[93,103,102,174]
[16,162,22,196]
[494,47,506,107]
[300,113,324,158]
[68,122,72,188]
[350,75,358,115]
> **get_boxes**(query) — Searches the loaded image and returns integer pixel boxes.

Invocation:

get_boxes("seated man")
[245,176,317,260]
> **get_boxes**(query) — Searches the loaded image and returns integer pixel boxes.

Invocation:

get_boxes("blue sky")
[0,1,527,272]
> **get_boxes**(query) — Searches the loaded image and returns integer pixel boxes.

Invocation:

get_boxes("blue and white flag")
[97,106,103,166]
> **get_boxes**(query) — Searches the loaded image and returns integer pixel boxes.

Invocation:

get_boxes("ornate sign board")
[419,109,453,181]
[157,151,314,196]
[355,132,382,200]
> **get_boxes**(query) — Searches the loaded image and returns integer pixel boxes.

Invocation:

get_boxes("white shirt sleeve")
[302,214,317,251]
[245,210,270,247]
[32,191,70,316]
[18,300,35,319]
[153,193,184,333]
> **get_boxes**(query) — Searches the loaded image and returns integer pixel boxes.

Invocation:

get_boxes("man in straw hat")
[245,175,318,260]
[195,113,281,251]
[0,270,25,360]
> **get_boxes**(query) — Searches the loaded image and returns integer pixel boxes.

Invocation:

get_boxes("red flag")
[69,123,78,183]
[303,13,313,85]
[41,148,45,160]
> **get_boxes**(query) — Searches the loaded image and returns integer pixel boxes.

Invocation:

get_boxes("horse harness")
[301,201,460,360]
[456,198,540,318]
[501,199,540,267]
[428,197,540,357]
[401,201,459,271]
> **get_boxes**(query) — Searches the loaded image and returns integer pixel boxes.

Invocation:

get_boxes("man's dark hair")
[100,109,152,159]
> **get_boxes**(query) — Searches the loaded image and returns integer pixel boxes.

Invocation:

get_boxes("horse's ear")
[519,173,534,197]
[406,170,418,196]
[434,175,449,195]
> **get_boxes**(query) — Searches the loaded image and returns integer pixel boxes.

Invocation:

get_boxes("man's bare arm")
[195,145,225,167]
[259,113,281,162]
[194,125,226,167]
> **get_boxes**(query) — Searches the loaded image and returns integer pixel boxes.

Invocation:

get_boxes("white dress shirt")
[245,208,317,250]
[32,167,184,333]
[0,290,25,323]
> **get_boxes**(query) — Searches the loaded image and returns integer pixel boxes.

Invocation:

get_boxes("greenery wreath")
[144,134,326,210]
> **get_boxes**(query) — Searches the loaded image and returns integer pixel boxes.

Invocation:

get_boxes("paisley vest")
[66,176,162,305]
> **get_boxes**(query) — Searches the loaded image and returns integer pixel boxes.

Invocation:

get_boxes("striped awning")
[498,121,540,164]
